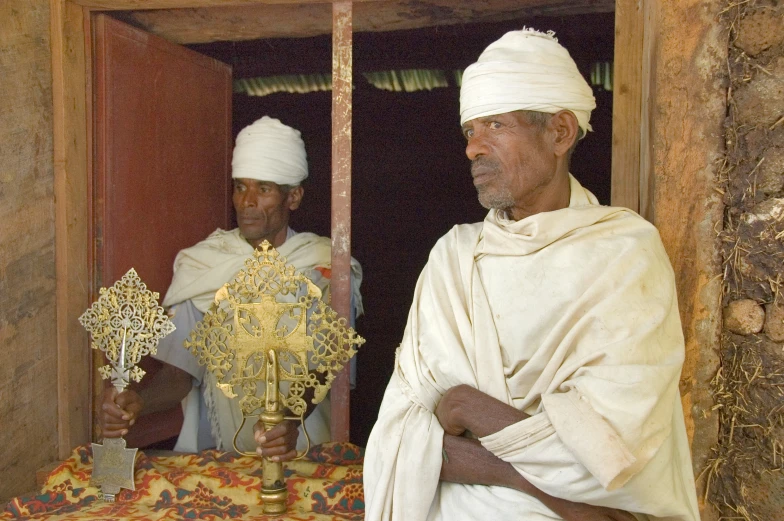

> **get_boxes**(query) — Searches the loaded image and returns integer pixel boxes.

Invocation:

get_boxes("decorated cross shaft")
[184,241,365,515]
[79,268,175,502]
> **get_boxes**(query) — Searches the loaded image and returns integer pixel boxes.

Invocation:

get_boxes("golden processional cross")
[79,268,175,502]
[184,241,365,515]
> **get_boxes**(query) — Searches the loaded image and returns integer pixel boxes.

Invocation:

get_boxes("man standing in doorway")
[363,29,699,521]
[100,116,363,462]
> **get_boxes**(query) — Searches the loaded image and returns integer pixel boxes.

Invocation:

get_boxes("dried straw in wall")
[705,1,784,519]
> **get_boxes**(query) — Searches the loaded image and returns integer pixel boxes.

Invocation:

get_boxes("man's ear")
[550,110,580,157]
[287,185,304,211]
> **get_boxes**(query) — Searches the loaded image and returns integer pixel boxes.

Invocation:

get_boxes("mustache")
[237,212,263,220]
[471,157,500,176]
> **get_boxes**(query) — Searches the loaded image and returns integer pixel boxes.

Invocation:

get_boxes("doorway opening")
[187,14,615,445]
[99,9,615,448]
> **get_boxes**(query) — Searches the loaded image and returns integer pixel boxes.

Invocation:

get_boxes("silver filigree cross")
[79,268,175,500]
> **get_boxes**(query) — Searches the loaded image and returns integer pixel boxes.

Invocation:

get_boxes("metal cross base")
[91,437,138,502]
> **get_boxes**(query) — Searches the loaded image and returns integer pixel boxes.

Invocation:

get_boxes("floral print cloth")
[4,442,364,520]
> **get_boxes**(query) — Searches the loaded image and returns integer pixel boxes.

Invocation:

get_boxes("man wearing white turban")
[99,116,364,461]
[364,29,700,521]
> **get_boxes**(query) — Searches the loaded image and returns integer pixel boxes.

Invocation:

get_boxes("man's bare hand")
[254,419,299,462]
[99,387,144,438]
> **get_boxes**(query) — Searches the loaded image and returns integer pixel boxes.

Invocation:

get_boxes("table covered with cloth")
[3,442,364,520]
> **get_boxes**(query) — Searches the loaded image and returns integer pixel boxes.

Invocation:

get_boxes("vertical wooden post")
[51,0,92,457]
[330,0,353,443]
[638,0,655,222]
[611,0,644,215]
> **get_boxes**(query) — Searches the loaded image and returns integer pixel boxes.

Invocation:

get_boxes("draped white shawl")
[363,176,699,521]
[163,228,363,316]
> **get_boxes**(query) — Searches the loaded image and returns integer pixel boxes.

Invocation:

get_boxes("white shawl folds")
[163,228,363,316]
[363,176,699,521]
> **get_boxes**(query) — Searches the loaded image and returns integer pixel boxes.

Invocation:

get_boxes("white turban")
[460,28,596,135]
[231,116,308,185]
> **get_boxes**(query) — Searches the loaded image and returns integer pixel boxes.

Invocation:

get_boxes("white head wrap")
[231,116,308,185]
[460,28,596,135]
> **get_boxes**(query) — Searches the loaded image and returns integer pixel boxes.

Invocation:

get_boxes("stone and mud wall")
[711,2,784,519]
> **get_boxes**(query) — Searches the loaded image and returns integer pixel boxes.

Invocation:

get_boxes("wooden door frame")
[50,0,652,458]
[612,0,654,220]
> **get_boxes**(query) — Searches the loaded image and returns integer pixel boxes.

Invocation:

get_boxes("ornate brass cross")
[184,241,364,514]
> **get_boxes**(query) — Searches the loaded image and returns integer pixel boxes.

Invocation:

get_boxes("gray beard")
[477,185,514,212]
[472,157,514,212]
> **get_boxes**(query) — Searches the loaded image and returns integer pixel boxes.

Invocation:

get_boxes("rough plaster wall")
[711,1,784,519]
[0,0,58,501]
[650,2,727,518]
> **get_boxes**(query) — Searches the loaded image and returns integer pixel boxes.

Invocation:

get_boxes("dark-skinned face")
[461,111,558,218]
[232,178,302,249]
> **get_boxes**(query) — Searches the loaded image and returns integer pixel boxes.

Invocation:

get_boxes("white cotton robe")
[363,176,700,521]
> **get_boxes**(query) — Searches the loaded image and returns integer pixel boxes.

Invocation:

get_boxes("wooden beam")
[50,0,92,458]
[69,0,384,9]
[638,0,655,222]
[84,8,103,444]
[79,0,615,44]
[610,0,643,213]
[329,0,353,443]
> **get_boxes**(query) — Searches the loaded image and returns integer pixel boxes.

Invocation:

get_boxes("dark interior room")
[184,12,616,446]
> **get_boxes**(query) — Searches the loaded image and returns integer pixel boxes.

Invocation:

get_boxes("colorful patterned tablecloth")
[3,442,364,520]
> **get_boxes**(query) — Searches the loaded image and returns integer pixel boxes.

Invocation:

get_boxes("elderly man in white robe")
[363,29,700,521]
[100,116,363,462]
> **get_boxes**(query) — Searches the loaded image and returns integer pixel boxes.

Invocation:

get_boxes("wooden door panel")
[94,14,232,296]
[94,14,232,447]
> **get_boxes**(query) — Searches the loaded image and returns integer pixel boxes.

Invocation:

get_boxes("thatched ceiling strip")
[233,69,453,96]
